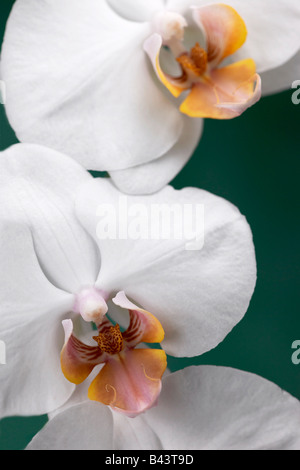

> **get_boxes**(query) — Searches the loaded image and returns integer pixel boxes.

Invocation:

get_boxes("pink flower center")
[61,291,167,416]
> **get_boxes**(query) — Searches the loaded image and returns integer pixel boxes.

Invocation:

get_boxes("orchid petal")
[1,0,183,171]
[222,0,300,73]
[26,366,300,450]
[0,224,75,418]
[113,411,161,450]
[76,179,256,357]
[144,33,189,98]
[48,364,105,421]
[115,366,300,450]
[260,51,300,96]
[61,319,105,386]
[88,348,167,417]
[113,291,165,348]
[109,115,203,195]
[180,60,261,119]
[192,4,247,67]
[27,402,114,450]
[166,0,300,73]
[0,144,99,293]
[107,0,165,22]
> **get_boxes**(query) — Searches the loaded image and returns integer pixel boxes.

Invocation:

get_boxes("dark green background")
[0,1,299,450]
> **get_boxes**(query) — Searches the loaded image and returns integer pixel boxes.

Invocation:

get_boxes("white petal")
[109,116,203,194]
[1,0,183,171]
[76,180,256,357]
[113,411,161,450]
[115,366,300,450]
[107,0,165,22]
[0,144,99,293]
[166,0,300,73]
[27,402,114,450]
[48,364,104,420]
[261,51,300,96]
[224,0,300,73]
[0,223,75,418]
[165,0,196,14]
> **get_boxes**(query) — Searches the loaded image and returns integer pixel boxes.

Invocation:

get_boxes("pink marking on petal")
[88,348,167,416]
[192,4,248,67]
[97,315,115,333]
[61,319,105,385]
[112,291,165,348]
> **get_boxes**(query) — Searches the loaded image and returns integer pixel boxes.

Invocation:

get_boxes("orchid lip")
[61,291,167,416]
[146,4,262,119]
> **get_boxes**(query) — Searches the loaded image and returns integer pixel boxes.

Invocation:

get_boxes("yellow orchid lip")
[180,60,261,119]
[88,348,166,417]
[145,3,262,120]
[60,292,167,417]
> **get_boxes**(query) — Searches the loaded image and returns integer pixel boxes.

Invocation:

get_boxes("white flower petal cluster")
[0,0,299,451]
[1,0,299,193]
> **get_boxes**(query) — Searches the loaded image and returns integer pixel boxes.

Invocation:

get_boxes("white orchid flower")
[1,0,299,194]
[0,143,256,419]
[27,366,300,450]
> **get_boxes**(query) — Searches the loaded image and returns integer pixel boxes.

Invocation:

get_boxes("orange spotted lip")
[60,291,167,416]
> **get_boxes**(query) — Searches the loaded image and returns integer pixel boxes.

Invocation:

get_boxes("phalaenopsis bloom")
[1,0,299,193]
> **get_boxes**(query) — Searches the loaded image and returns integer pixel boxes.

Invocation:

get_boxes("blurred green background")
[0,0,299,450]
